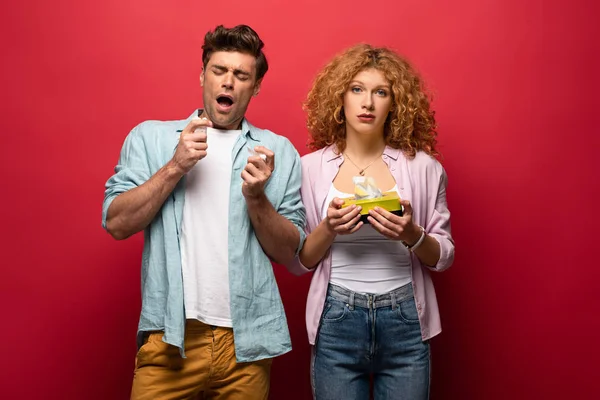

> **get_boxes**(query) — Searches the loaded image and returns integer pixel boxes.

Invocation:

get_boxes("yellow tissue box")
[342,191,403,224]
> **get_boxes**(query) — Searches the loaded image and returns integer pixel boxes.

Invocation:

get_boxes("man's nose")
[222,73,234,90]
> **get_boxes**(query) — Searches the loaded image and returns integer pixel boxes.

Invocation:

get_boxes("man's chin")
[213,116,242,130]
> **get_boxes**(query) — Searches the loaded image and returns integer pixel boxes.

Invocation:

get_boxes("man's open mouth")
[217,95,234,107]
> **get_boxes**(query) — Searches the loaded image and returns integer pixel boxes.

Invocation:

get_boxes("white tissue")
[352,176,383,199]
[247,147,267,161]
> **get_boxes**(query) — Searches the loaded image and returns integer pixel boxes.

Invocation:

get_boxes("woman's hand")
[367,200,421,244]
[298,197,364,269]
[324,197,364,236]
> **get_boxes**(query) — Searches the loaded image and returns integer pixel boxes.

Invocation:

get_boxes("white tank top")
[323,184,412,294]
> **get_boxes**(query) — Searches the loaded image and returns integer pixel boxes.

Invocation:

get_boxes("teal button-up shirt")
[102,110,306,361]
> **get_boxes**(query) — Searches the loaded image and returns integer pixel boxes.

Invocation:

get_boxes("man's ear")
[253,79,262,96]
[200,69,205,87]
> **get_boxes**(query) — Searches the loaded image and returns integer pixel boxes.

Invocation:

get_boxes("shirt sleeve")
[424,164,455,272]
[285,154,314,276]
[275,139,307,264]
[102,124,152,230]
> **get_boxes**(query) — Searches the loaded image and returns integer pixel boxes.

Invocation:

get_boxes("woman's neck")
[344,130,386,162]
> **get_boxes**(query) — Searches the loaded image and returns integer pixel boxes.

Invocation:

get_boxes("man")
[102,25,306,399]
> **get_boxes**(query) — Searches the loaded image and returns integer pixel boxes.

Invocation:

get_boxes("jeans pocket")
[321,299,348,323]
[397,298,420,324]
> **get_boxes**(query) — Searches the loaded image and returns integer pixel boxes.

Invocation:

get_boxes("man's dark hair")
[202,25,268,81]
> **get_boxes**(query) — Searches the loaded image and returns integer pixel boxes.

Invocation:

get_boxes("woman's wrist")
[320,218,337,239]
[403,225,426,251]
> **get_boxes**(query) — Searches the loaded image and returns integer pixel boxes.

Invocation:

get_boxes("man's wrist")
[244,190,268,206]
[164,159,186,178]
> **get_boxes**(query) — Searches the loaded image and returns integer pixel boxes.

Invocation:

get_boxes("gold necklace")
[343,152,382,176]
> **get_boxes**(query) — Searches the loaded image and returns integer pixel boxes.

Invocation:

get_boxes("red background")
[2,0,599,398]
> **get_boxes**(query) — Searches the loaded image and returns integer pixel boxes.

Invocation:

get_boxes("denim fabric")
[312,283,430,399]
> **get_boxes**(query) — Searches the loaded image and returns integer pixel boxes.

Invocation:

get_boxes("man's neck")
[198,109,243,131]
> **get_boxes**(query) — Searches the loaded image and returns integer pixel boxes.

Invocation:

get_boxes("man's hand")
[241,146,274,199]
[170,117,213,175]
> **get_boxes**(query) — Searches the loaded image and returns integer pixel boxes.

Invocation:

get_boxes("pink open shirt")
[287,145,455,344]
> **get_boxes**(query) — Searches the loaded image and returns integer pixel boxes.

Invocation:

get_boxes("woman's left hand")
[367,200,421,243]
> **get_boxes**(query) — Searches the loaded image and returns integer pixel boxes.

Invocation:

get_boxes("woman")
[290,44,455,399]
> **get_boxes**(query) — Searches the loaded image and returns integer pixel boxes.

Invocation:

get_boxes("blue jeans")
[312,283,430,400]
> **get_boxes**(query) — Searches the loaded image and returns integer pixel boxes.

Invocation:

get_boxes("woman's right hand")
[324,198,364,235]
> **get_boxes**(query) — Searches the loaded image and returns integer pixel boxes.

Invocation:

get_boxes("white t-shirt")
[323,184,412,294]
[180,127,241,327]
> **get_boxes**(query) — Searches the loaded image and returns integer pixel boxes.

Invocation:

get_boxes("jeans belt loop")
[390,291,397,311]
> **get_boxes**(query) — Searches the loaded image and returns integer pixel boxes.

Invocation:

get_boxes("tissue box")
[342,191,403,224]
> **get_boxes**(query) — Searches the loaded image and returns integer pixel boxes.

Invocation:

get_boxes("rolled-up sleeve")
[102,125,151,230]
[276,140,307,264]
[425,166,455,272]
[285,156,315,276]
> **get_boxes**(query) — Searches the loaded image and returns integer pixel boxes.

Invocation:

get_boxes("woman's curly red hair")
[304,44,438,158]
